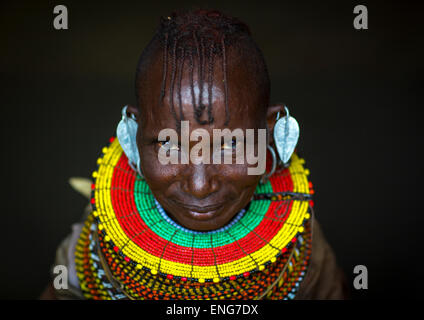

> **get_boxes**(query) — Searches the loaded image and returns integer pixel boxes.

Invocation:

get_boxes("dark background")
[1,0,422,299]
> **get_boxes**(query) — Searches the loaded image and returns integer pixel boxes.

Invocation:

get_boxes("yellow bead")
[98,224,104,230]
[92,171,98,178]
[304,169,310,176]
[305,213,311,219]
[198,278,205,283]
[259,265,265,271]
[136,264,142,270]
[271,257,276,263]
[102,147,108,154]
[151,269,157,275]
[298,226,304,232]
[93,211,98,217]
[97,158,102,165]
[105,235,110,241]
[213,278,219,283]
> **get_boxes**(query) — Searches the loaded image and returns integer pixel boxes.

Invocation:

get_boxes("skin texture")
[129,45,284,231]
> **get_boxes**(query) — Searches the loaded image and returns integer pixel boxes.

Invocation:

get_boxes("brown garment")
[295,220,349,299]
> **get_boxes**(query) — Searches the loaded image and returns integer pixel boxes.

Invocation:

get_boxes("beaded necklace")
[75,137,315,300]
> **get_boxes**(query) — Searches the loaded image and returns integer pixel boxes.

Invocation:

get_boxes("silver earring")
[116,106,144,178]
[261,145,277,183]
[273,106,299,166]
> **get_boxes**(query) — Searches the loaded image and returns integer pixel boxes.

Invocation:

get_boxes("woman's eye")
[157,140,180,151]
[222,139,237,150]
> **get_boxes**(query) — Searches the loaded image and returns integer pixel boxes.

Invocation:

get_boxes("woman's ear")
[267,104,286,144]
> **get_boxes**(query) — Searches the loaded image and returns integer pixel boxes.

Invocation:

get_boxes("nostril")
[180,179,189,194]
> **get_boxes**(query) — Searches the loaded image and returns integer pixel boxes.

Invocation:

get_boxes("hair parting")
[177,46,185,122]
[169,37,179,128]
[159,33,169,102]
[207,43,215,124]
[221,35,229,125]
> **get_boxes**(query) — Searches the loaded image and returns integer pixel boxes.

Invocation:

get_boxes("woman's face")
[135,51,269,231]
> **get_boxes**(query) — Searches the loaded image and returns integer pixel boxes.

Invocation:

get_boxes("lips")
[170,200,226,220]
[180,203,223,213]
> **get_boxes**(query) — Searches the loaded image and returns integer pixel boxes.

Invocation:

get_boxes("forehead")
[137,47,267,137]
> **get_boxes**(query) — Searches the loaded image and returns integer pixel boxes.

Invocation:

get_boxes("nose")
[182,164,219,199]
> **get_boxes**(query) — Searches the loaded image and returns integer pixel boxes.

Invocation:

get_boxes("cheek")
[139,146,180,188]
[216,164,260,210]
[216,164,261,190]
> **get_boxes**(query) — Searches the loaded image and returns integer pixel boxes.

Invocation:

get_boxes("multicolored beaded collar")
[75,137,315,300]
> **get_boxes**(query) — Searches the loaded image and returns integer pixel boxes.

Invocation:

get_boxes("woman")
[42,9,347,300]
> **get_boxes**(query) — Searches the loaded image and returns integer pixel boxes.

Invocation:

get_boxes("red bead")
[90,198,95,204]
[181,277,187,282]
[243,272,250,278]
[309,200,314,207]
[124,256,130,262]
[113,246,119,252]
[167,274,173,280]
[291,237,297,243]
[91,184,95,190]
[109,137,115,143]
[229,275,236,281]
[282,247,287,253]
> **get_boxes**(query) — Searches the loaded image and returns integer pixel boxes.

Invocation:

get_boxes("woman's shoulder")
[44,177,93,300]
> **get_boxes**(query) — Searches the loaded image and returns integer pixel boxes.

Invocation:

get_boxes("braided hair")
[135,9,270,128]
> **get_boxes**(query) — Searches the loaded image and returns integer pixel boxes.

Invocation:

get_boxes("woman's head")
[128,9,283,231]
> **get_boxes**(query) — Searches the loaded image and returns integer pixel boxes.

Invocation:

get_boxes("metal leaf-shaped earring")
[116,106,144,178]
[273,106,300,166]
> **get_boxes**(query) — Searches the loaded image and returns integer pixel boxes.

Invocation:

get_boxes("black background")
[1,0,422,299]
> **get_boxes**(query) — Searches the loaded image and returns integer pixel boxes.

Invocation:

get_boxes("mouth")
[170,200,226,220]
